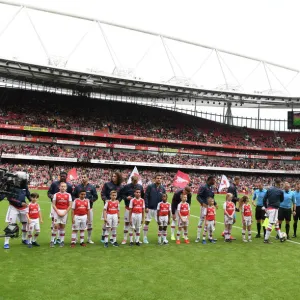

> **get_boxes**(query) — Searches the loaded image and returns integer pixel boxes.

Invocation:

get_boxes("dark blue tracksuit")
[171,188,192,214]
[263,186,284,209]
[197,184,217,205]
[0,186,31,209]
[101,181,121,203]
[73,183,98,208]
[47,181,73,200]
[145,183,166,210]
[119,183,144,207]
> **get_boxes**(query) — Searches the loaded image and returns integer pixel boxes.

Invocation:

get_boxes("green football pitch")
[0,191,299,300]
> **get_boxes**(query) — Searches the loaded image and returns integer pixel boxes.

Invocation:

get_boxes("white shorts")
[200,206,207,220]
[106,214,118,228]
[158,216,169,226]
[131,213,142,230]
[243,216,252,226]
[146,209,157,222]
[124,208,130,223]
[174,210,179,223]
[266,208,278,224]
[178,216,189,227]
[28,218,40,232]
[53,209,68,225]
[5,205,28,223]
[224,215,234,225]
[72,215,87,231]
[206,220,215,232]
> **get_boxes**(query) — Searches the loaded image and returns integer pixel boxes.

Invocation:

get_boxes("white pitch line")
[190,214,300,245]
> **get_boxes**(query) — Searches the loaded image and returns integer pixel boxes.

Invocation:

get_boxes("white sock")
[22,223,27,240]
[33,232,39,242]
[171,220,176,236]
[80,231,84,243]
[158,231,162,243]
[71,231,77,244]
[112,228,117,243]
[123,225,129,240]
[28,231,33,244]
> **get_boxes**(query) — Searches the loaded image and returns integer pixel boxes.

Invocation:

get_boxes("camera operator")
[47,171,72,244]
[0,172,31,249]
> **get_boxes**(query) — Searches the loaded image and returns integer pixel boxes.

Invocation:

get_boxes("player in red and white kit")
[223,193,235,242]
[71,190,90,248]
[51,182,72,248]
[27,193,43,248]
[103,190,120,248]
[202,197,216,244]
[176,194,190,244]
[157,194,171,245]
[241,195,252,242]
[129,189,145,246]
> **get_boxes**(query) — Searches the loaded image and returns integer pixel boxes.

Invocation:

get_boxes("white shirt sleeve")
[72,200,76,209]
[168,203,171,211]
[142,200,145,209]
[177,203,181,212]
[52,193,57,202]
[187,203,190,211]
[223,202,226,210]
[68,193,72,202]
[87,200,90,210]
[157,202,161,211]
[104,201,108,210]
[129,199,133,209]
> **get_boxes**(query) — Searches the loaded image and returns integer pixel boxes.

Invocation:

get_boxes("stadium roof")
[1,58,300,110]
[0,1,300,109]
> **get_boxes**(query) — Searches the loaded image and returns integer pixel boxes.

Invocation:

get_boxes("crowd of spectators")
[0,142,299,171]
[1,163,297,194]
[0,91,300,149]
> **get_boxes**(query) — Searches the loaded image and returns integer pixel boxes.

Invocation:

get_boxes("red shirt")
[129,198,145,214]
[73,199,90,216]
[178,202,189,217]
[104,200,119,215]
[206,206,216,221]
[53,192,72,210]
[28,203,40,219]
[243,204,252,217]
[158,202,171,216]
[224,201,235,216]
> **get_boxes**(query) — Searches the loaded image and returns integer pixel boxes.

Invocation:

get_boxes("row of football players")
[25,182,253,248]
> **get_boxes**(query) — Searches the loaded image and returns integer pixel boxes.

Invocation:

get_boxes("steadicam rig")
[0,169,29,196]
[0,224,19,238]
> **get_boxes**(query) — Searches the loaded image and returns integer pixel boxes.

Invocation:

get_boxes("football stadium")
[0,1,300,300]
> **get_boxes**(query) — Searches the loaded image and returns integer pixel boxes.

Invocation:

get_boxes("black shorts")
[255,206,266,221]
[278,207,292,222]
[293,206,300,221]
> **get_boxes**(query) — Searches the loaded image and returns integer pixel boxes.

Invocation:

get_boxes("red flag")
[173,170,190,188]
[67,168,78,182]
